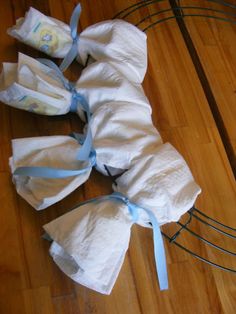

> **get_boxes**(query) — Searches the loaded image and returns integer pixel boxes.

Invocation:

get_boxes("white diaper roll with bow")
[43,143,200,294]
[9,104,161,209]
[74,61,150,118]
[0,53,72,115]
[8,6,147,83]
[90,101,162,175]
[77,19,147,83]
[8,7,72,58]
[10,136,92,210]
[114,143,201,225]
[0,53,149,117]
[44,199,133,294]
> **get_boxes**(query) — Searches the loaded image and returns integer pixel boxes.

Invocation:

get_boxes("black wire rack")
[109,0,236,273]
[114,0,236,28]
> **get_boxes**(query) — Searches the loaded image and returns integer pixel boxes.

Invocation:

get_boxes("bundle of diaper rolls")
[1,3,201,294]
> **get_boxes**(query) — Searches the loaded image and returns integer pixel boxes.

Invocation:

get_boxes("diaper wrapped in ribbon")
[113,143,201,225]
[7,4,147,82]
[44,197,133,295]
[9,100,162,209]
[10,134,95,210]
[0,53,71,115]
[90,101,162,175]
[0,53,149,117]
[43,143,201,294]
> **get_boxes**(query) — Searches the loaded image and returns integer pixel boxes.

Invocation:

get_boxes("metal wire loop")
[111,0,236,274]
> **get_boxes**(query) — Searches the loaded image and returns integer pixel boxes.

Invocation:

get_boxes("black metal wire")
[112,0,236,274]
[113,0,236,19]
[208,0,236,9]
[162,231,236,273]
[103,165,118,186]
[193,207,236,232]
[113,0,160,19]
[177,0,184,16]
[191,211,236,240]
[135,6,236,27]
[177,221,236,256]
[169,210,193,242]
[142,14,236,31]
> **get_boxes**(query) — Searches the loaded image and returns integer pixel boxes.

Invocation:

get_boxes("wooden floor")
[0,0,235,313]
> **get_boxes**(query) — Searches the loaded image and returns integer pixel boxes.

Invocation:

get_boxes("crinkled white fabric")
[91,101,162,175]
[10,136,91,210]
[0,53,149,117]
[43,143,201,294]
[9,99,161,209]
[74,61,150,120]
[114,143,201,226]
[8,7,147,83]
[78,19,147,83]
[43,200,133,294]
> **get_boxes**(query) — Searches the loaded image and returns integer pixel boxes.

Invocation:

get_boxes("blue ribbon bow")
[111,192,168,291]
[36,58,90,117]
[63,192,168,290]
[13,134,96,178]
[59,3,82,72]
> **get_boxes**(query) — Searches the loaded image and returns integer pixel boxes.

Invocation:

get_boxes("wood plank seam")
[169,0,236,178]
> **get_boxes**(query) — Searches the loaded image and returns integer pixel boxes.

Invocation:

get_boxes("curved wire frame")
[135,7,236,31]
[111,0,236,273]
[114,0,236,19]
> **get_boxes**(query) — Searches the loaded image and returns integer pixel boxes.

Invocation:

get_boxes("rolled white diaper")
[114,143,201,226]
[43,143,200,293]
[0,53,149,117]
[90,101,162,175]
[8,7,147,83]
[10,135,92,210]
[43,199,133,294]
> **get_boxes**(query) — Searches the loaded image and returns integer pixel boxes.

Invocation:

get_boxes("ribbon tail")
[59,41,78,72]
[60,3,82,72]
[73,92,91,120]
[70,4,82,38]
[13,165,92,178]
[77,127,94,161]
[146,209,169,290]
[110,193,168,290]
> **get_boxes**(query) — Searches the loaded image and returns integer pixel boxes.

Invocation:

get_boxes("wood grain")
[0,0,235,313]
[182,0,236,144]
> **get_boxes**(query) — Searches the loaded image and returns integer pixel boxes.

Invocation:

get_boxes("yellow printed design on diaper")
[39,28,58,54]
[29,22,59,55]
[17,95,59,115]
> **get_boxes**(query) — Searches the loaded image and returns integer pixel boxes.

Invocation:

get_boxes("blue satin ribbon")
[14,58,95,178]
[111,192,168,290]
[65,192,168,290]
[37,58,90,117]
[37,58,71,90]
[13,135,96,178]
[39,58,93,160]
[59,3,81,72]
